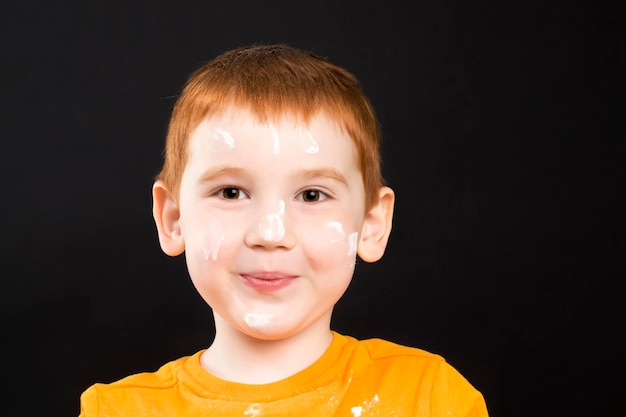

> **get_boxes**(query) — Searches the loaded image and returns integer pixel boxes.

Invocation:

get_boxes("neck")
[200,313,334,384]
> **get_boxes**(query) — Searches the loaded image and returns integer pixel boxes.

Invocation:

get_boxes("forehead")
[187,109,358,163]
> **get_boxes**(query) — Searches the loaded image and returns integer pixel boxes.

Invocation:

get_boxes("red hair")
[157,44,385,209]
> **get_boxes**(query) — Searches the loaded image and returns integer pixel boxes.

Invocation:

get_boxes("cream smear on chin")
[244,313,273,329]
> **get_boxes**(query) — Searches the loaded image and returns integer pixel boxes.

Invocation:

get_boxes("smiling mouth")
[241,274,297,292]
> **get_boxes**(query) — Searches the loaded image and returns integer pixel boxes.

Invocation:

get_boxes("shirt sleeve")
[430,361,489,417]
[78,384,99,417]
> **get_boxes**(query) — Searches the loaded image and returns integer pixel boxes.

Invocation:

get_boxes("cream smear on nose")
[258,200,286,242]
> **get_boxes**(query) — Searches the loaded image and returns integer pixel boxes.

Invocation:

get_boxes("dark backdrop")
[1,1,623,416]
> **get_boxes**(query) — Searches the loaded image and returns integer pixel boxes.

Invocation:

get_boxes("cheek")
[183,216,231,275]
[305,220,359,270]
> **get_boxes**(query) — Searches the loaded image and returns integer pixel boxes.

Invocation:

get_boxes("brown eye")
[302,189,321,202]
[222,187,242,199]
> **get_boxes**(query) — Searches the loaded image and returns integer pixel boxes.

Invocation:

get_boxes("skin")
[153,108,395,383]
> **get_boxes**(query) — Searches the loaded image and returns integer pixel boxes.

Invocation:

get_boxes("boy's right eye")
[219,187,247,200]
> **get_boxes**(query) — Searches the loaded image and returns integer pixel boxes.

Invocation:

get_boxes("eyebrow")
[301,168,349,187]
[198,166,248,184]
[198,166,349,187]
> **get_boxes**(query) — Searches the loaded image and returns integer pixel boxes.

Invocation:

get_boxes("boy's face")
[156,108,390,340]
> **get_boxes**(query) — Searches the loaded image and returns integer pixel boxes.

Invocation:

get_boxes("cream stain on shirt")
[244,403,262,416]
[351,394,380,416]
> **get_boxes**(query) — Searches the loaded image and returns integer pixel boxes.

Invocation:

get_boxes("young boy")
[79,43,488,416]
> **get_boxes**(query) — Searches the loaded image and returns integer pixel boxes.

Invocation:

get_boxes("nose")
[244,200,296,250]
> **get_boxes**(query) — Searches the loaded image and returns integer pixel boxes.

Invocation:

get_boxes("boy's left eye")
[298,189,327,202]
[220,187,248,199]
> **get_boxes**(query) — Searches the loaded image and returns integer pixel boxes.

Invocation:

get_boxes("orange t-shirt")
[79,332,488,416]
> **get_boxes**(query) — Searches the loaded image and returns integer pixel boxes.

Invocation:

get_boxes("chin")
[239,318,302,342]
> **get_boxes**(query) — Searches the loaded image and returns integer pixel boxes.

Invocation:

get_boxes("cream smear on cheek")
[188,214,227,263]
[326,221,359,268]
[200,229,225,262]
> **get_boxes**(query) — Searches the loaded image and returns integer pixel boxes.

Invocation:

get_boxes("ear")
[357,186,395,263]
[152,180,185,256]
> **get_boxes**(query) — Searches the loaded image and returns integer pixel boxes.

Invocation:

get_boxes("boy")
[79,43,488,416]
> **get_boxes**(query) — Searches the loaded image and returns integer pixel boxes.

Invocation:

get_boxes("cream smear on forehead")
[298,131,320,154]
[269,123,280,154]
[266,122,320,155]
[258,200,286,242]
[194,120,236,152]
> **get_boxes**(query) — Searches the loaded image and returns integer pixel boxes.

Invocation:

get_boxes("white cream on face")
[198,220,226,261]
[262,121,320,155]
[179,111,369,345]
[200,233,224,261]
[244,313,273,329]
[299,130,320,154]
[269,123,280,154]
[193,120,236,152]
[258,200,286,242]
[347,232,358,257]
[326,221,358,257]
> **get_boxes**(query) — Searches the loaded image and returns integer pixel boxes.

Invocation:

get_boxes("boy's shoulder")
[356,335,442,360]
[84,350,203,393]
[338,332,447,370]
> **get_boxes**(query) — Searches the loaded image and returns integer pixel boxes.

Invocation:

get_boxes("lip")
[241,272,298,292]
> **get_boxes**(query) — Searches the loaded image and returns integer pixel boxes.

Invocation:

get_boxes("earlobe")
[357,186,395,263]
[152,180,185,256]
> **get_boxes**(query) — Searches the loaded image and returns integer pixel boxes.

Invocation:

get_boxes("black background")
[1,1,623,416]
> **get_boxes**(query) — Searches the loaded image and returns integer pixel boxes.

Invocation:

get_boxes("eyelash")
[218,187,248,200]
[215,187,330,202]
[297,189,328,202]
